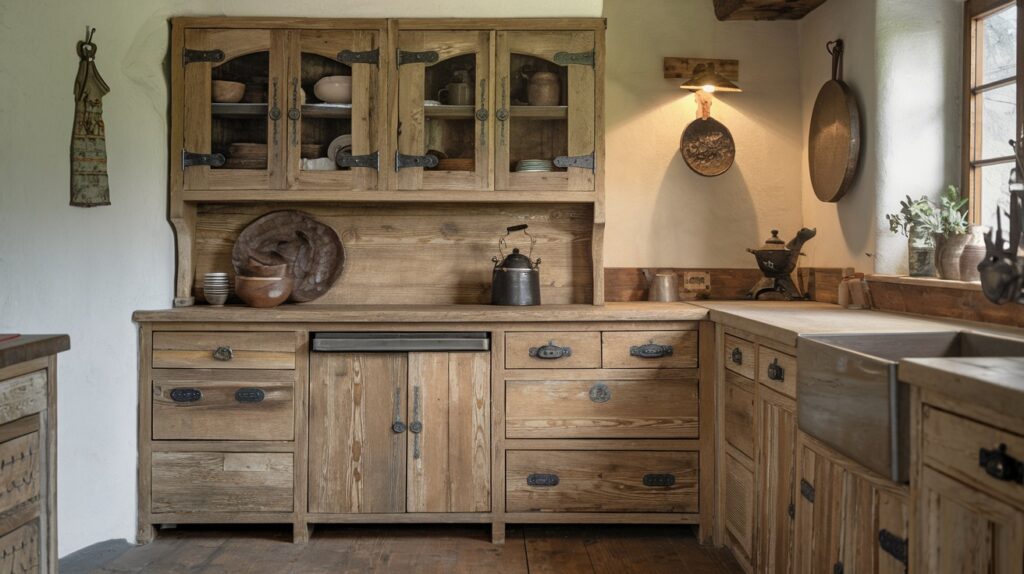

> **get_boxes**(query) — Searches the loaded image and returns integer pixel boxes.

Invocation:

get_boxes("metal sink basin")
[797,331,1024,482]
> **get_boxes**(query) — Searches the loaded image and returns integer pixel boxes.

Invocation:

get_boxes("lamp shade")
[680,63,741,93]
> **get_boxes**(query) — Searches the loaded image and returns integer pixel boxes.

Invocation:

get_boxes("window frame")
[964,0,1022,224]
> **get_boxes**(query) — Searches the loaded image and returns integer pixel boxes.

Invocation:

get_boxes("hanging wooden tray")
[232,210,344,302]
[680,117,736,177]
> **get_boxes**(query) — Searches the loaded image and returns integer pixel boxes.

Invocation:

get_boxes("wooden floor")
[60,524,743,574]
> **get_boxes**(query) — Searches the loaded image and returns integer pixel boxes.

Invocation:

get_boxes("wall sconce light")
[664,57,741,177]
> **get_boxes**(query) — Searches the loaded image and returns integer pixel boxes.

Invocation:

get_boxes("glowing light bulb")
[702,85,716,93]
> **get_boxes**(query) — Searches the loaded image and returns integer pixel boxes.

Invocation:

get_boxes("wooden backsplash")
[195,203,594,305]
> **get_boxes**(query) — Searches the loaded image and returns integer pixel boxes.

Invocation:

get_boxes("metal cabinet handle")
[730,347,743,365]
[234,388,265,403]
[169,388,202,403]
[391,386,406,434]
[477,78,488,146]
[979,444,1024,484]
[529,341,572,360]
[642,474,676,487]
[288,77,300,145]
[212,346,234,361]
[630,342,673,359]
[411,386,423,459]
[527,473,559,487]
[497,77,508,146]
[269,78,281,144]
[588,383,611,403]
[767,358,785,382]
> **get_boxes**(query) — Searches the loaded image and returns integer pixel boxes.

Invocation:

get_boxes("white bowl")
[314,76,353,104]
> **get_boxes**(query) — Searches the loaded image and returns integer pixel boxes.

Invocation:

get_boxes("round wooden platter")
[232,210,345,302]
[809,41,861,203]
[680,117,736,177]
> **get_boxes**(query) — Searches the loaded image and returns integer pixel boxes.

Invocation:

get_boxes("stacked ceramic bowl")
[203,272,231,306]
[515,159,555,172]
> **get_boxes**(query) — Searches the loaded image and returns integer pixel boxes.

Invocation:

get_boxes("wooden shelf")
[212,103,353,119]
[424,105,475,119]
[181,189,599,204]
[510,105,568,119]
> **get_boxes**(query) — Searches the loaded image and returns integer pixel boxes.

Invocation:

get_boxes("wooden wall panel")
[604,268,763,302]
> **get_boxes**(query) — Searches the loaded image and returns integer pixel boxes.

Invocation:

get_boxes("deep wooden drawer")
[505,332,601,369]
[923,405,1024,508]
[0,419,41,517]
[757,346,797,399]
[152,332,296,370]
[152,372,294,441]
[0,520,38,573]
[152,452,294,513]
[601,330,698,369]
[505,377,699,439]
[0,370,47,426]
[506,450,698,513]
[724,334,756,380]
[723,371,755,459]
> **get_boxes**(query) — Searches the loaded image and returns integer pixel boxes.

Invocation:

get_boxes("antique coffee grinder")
[746,228,817,300]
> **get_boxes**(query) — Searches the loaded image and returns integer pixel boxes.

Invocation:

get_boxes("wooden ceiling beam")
[713,0,830,21]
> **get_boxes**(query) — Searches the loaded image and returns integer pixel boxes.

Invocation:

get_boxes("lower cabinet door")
[755,389,797,574]
[723,447,755,567]
[506,450,698,513]
[0,520,39,573]
[794,441,846,574]
[919,466,1024,573]
[151,452,294,513]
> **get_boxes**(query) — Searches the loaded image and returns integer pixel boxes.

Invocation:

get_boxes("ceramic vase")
[959,224,989,283]
[934,232,970,280]
[908,227,936,278]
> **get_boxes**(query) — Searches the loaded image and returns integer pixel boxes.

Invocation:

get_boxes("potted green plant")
[886,195,939,277]
[932,185,970,280]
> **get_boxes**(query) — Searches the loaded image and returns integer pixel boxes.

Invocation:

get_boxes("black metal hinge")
[554,50,595,67]
[787,502,795,519]
[554,152,595,172]
[183,48,224,66]
[336,151,380,171]
[338,48,380,65]
[182,150,225,169]
[833,562,844,574]
[800,479,815,503]
[397,49,439,67]
[878,530,909,567]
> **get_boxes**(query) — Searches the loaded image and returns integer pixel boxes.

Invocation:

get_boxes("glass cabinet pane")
[425,54,478,173]
[211,51,270,171]
[299,53,353,171]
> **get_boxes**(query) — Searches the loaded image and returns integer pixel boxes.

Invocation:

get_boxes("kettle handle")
[498,225,536,260]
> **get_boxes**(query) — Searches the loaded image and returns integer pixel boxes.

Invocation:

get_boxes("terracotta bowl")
[313,75,353,104]
[212,80,245,103]
[235,276,294,308]
[244,258,289,278]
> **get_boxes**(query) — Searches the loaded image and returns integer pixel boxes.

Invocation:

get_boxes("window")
[965,0,1019,229]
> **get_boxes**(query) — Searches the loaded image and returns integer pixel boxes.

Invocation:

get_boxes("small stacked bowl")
[203,273,231,306]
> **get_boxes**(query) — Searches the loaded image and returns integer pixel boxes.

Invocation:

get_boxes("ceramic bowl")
[205,292,229,307]
[212,80,245,103]
[314,76,353,104]
[235,276,294,308]
[244,259,288,278]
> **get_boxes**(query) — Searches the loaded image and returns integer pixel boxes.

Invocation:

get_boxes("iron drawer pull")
[642,474,676,487]
[979,444,1024,484]
[588,383,611,403]
[169,388,202,403]
[630,342,673,359]
[212,346,234,361]
[411,386,423,459]
[529,341,572,360]
[391,386,406,434]
[730,347,743,365]
[767,359,785,382]
[234,388,265,403]
[527,473,559,487]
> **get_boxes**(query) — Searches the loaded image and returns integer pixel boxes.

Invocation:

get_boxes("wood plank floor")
[60,524,743,574]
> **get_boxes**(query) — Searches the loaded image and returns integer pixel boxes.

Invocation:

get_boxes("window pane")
[980,83,1018,160]
[982,5,1017,84]
[980,162,1014,230]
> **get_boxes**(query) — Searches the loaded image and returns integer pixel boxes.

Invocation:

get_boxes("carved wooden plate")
[232,210,344,303]
[680,117,736,177]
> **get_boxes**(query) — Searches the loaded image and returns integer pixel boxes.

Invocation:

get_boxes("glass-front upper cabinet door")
[396,31,491,191]
[182,29,287,191]
[289,30,381,192]
[495,31,596,192]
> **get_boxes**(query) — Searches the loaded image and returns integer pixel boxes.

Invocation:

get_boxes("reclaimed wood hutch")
[136,16,715,546]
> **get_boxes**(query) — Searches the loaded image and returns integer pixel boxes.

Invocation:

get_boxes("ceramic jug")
[527,71,560,106]
[438,70,473,105]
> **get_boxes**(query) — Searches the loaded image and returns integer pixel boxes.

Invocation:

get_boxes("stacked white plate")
[203,272,231,306]
[515,159,555,172]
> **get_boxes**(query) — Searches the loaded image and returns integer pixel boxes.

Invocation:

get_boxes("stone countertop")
[0,335,70,370]
[900,357,1024,419]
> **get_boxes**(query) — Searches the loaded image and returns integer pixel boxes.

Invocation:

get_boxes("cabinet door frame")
[182,28,287,191]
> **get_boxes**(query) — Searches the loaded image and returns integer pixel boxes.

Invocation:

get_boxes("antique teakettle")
[491,225,541,306]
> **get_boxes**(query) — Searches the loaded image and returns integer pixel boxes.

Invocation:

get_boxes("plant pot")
[934,232,969,280]
[959,224,989,283]
[908,227,936,278]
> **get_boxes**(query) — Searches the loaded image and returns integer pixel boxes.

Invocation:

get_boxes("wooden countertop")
[132,302,711,324]
[900,358,1024,418]
[0,335,70,370]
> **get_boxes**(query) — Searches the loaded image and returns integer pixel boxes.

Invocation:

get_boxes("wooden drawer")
[923,405,1024,508]
[152,372,294,441]
[0,521,38,573]
[757,346,797,399]
[152,332,296,370]
[724,334,756,380]
[723,371,755,459]
[601,330,698,369]
[506,376,699,439]
[0,418,41,517]
[505,332,601,369]
[152,452,294,513]
[0,370,47,426]
[506,450,698,513]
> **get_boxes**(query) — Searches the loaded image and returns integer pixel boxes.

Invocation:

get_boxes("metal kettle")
[491,225,541,306]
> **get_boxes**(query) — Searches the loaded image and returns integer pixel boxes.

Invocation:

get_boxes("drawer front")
[152,452,294,513]
[152,332,296,370]
[506,450,698,513]
[506,377,699,439]
[0,370,47,426]
[152,376,294,441]
[0,428,41,516]
[757,346,797,399]
[923,406,1024,508]
[0,521,38,573]
[505,332,601,369]
[724,335,756,379]
[601,330,698,369]
[723,371,755,459]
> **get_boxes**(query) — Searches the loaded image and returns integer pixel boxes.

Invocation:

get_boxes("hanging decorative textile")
[70,27,111,207]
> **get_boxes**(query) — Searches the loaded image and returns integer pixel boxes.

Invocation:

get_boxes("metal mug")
[647,272,680,302]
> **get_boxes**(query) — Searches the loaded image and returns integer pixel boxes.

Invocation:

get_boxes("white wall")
[604,0,804,267]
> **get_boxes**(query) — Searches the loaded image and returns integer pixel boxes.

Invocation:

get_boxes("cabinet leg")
[293,522,312,545]
[491,522,505,545]
[136,523,155,545]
